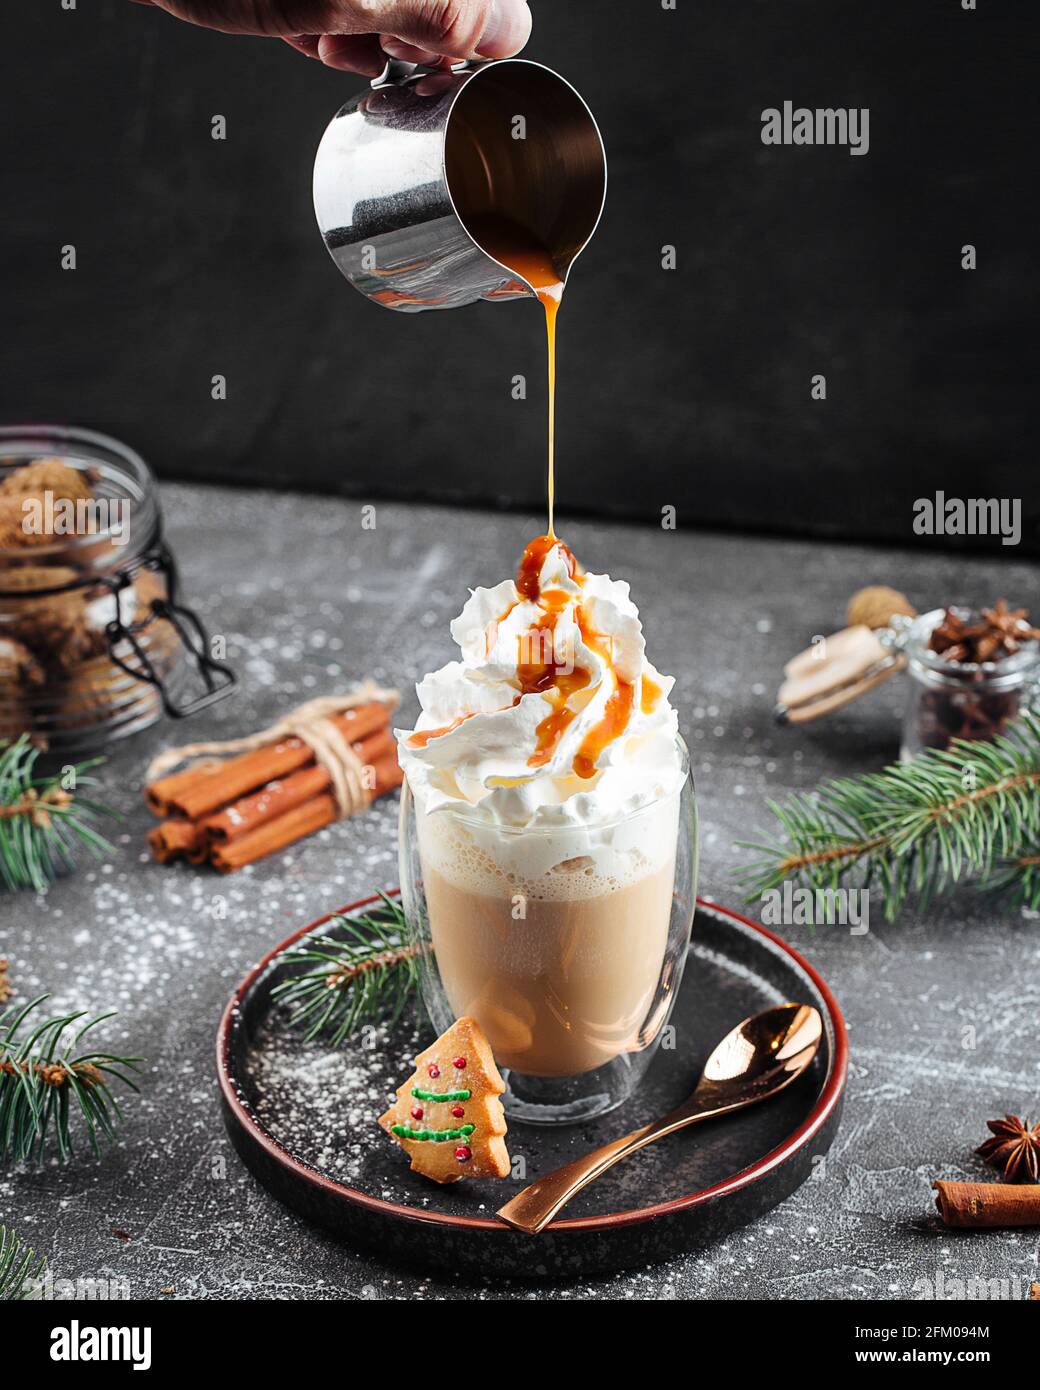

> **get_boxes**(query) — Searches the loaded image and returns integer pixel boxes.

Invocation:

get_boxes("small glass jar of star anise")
[900,602,1040,762]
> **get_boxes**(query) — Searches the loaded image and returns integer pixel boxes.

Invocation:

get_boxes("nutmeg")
[846,585,917,631]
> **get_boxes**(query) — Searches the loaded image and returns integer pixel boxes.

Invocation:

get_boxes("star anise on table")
[930,600,1040,665]
[976,1114,1040,1183]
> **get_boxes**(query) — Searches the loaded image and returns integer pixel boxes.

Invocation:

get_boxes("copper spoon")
[496,1003,823,1235]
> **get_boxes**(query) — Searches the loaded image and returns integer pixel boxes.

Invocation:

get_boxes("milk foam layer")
[398,539,684,884]
[414,788,681,896]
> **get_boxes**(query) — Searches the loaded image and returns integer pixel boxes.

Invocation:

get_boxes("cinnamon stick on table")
[145,701,390,819]
[147,750,401,869]
[210,793,339,874]
[148,820,204,865]
[933,1181,1040,1229]
[144,761,219,817]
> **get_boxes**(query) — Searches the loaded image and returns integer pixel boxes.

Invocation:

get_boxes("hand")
[131,1,533,75]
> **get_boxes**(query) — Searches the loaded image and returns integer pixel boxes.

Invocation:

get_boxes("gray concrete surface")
[2,485,1037,1301]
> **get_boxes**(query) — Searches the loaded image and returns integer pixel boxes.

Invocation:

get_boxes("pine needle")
[735,711,1040,920]
[0,1224,46,1301]
[272,893,422,1045]
[0,997,142,1165]
[0,736,118,893]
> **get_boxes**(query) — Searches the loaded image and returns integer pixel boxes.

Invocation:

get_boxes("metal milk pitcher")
[312,58,607,312]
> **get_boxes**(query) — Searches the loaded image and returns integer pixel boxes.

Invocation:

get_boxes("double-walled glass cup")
[399,738,697,1124]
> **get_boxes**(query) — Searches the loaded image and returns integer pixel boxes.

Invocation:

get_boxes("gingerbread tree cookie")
[379,1016,510,1184]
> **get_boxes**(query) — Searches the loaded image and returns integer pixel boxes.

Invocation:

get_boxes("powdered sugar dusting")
[245,1015,425,1192]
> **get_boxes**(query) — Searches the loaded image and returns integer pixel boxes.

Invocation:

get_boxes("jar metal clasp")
[100,543,236,718]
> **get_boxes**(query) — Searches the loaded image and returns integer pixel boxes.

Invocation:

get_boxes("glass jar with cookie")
[0,425,234,755]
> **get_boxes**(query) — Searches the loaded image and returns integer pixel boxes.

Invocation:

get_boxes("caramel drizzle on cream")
[641,676,662,715]
[409,536,643,776]
[407,712,476,748]
[516,536,636,778]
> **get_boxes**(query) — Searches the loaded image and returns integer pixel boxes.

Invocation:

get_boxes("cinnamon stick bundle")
[144,694,402,872]
[146,701,390,819]
[200,729,394,844]
[211,755,402,874]
[933,1181,1040,1229]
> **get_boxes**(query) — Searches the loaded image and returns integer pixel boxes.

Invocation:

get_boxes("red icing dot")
[452,1056,467,1070]
[451,1105,465,1118]
[410,1106,423,1120]
[454,1145,472,1163]
[427,1064,440,1078]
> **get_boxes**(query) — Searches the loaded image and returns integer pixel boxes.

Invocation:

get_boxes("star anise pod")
[930,601,1040,665]
[976,1114,1040,1183]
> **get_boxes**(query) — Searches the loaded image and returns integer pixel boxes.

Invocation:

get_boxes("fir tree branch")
[0,1224,46,1301]
[272,893,423,1045]
[0,997,142,1165]
[980,849,1040,911]
[0,736,118,893]
[735,711,1040,920]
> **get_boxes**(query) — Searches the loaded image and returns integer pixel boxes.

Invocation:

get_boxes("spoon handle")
[496,1101,728,1236]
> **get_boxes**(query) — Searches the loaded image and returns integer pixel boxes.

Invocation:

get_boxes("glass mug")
[399,737,698,1124]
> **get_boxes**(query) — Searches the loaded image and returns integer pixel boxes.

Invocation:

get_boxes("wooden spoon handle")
[780,655,905,724]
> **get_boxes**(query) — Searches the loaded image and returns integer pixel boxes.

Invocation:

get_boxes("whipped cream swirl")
[397,538,682,830]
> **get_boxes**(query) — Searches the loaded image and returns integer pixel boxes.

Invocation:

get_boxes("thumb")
[330,0,531,59]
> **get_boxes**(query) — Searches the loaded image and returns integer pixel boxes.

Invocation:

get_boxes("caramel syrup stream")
[542,289,561,539]
[464,215,564,537]
[504,245,562,538]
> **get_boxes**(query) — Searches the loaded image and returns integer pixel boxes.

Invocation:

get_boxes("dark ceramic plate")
[218,895,847,1278]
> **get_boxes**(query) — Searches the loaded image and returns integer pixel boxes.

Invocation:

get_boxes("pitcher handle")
[371,57,481,88]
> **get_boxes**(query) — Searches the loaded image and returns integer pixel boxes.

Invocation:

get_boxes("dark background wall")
[2,0,1036,553]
